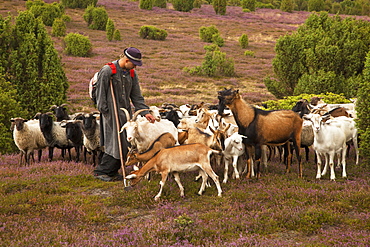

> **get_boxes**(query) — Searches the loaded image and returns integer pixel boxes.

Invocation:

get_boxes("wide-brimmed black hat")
[124,47,142,66]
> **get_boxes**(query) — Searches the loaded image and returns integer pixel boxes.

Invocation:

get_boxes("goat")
[125,132,176,167]
[11,117,47,165]
[185,125,229,152]
[303,114,348,180]
[222,132,246,183]
[292,99,312,118]
[149,106,161,122]
[37,112,73,161]
[120,108,179,153]
[50,104,70,122]
[218,88,303,178]
[125,143,223,200]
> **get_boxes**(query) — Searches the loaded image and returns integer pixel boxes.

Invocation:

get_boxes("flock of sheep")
[10,94,359,200]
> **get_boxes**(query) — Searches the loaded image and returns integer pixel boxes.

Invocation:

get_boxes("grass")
[1,0,370,246]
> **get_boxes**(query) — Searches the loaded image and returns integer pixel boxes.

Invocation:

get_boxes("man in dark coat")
[94,47,156,182]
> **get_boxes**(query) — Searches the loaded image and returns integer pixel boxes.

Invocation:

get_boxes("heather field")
[1,0,370,246]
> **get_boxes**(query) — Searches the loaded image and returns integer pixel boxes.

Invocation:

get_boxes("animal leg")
[173,172,185,197]
[321,153,329,176]
[341,145,347,178]
[232,156,240,180]
[198,170,208,196]
[154,172,168,201]
[316,151,322,179]
[223,158,229,183]
[204,167,222,197]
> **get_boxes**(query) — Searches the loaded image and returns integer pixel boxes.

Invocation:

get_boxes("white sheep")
[11,117,47,165]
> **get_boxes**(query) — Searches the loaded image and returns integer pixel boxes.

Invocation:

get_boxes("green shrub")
[256,2,274,9]
[199,25,219,43]
[113,29,121,41]
[139,0,153,10]
[63,33,92,57]
[193,0,202,8]
[280,0,294,12]
[106,18,114,41]
[213,0,227,15]
[51,18,66,37]
[308,0,325,12]
[26,0,65,26]
[139,25,167,40]
[241,0,256,11]
[83,5,108,30]
[183,44,235,77]
[228,0,241,6]
[61,14,71,22]
[212,33,224,47]
[239,33,249,48]
[244,50,255,57]
[153,0,167,8]
[172,0,195,12]
[60,0,97,9]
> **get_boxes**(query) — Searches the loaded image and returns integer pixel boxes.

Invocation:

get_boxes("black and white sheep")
[37,112,73,161]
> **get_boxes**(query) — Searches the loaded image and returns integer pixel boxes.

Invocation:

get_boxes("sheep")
[218,88,303,178]
[303,113,348,180]
[78,113,103,166]
[50,104,70,122]
[60,120,84,162]
[120,108,179,153]
[10,117,47,165]
[222,132,247,183]
[37,112,73,161]
[125,143,223,200]
[125,132,177,167]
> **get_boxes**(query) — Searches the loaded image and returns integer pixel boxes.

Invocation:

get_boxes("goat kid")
[304,114,348,180]
[223,133,247,183]
[125,143,223,201]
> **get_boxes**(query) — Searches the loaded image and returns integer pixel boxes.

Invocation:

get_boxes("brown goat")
[125,143,223,200]
[125,132,176,167]
[218,88,303,178]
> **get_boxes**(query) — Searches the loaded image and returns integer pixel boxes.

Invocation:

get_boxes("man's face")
[124,59,136,70]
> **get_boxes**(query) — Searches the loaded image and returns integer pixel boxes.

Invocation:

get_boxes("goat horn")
[132,109,148,121]
[120,108,131,122]
[50,105,57,110]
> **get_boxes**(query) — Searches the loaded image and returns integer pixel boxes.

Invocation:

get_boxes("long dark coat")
[96,60,149,160]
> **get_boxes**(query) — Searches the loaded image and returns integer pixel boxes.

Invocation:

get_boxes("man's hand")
[145,113,156,123]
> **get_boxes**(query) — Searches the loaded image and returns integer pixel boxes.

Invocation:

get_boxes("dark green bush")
[51,18,66,37]
[83,5,108,30]
[139,0,153,10]
[213,0,227,15]
[26,0,65,26]
[60,0,97,9]
[241,0,256,11]
[172,0,195,12]
[239,34,249,49]
[153,0,167,8]
[113,29,121,41]
[106,18,114,41]
[308,0,325,11]
[0,76,28,154]
[139,25,167,40]
[199,25,219,43]
[64,33,92,57]
[357,52,370,165]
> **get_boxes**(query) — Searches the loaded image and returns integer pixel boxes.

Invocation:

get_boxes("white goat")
[120,108,179,153]
[304,113,348,180]
[11,117,47,165]
[222,133,246,183]
[125,143,223,200]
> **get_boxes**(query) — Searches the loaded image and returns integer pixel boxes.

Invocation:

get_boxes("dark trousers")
[93,153,121,177]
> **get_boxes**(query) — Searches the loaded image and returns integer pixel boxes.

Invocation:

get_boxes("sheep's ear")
[241,135,248,139]
[126,174,137,179]
[10,118,15,122]
[60,121,67,128]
